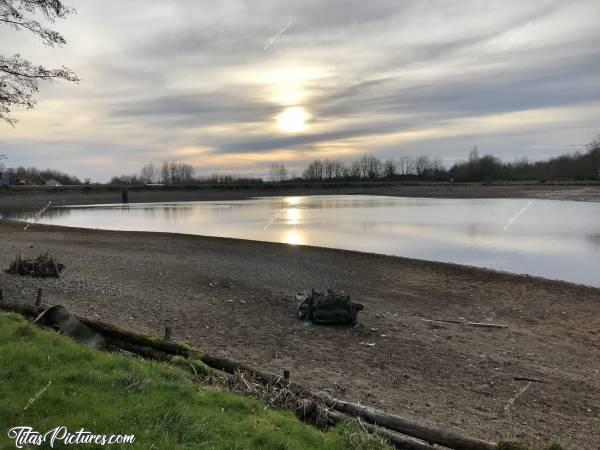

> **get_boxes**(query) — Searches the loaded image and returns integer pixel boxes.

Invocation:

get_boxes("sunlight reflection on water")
[6,195,600,287]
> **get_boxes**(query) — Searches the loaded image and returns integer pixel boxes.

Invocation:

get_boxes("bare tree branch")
[0,0,77,126]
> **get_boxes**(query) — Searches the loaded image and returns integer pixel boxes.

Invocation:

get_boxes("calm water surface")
[9,195,600,287]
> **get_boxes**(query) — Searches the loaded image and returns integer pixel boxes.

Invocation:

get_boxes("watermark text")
[8,426,135,448]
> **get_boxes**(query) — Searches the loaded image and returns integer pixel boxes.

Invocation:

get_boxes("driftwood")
[200,354,307,395]
[0,301,192,357]
[6,253,64,278]
[82,318,193,357]
[513,376,545,384]
[318,393,496,450]
[0,300,498,450]
[422,318,507,329]
[466,322,507,329]
[0,301,45,319]
[421,318,464,325]
[34,305,105,349]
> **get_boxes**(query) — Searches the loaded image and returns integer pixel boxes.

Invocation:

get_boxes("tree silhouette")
[0,0,78,126]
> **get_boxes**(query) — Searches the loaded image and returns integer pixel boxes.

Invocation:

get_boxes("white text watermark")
[264,19,294,50]
[7,426,135,448]
[504,200,533,230]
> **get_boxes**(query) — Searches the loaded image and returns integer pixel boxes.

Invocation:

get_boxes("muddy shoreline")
[0,220,598,448]
[1,183,600,212]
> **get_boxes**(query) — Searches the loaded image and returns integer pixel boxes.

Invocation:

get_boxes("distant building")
[0,172,17,186]
[46,179,63,187]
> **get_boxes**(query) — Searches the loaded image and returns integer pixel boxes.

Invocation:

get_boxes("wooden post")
[121,188,129,204]
[164,326,172,341]
[283,369,290,381]
[35,288,43,306]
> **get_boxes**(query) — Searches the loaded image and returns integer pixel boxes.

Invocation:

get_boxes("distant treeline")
[110,161,263,185]
[298,154,446,182]
[112,135,600,186]
[294,136,600,183]
[0,165,82,185]
[449,138,600,182]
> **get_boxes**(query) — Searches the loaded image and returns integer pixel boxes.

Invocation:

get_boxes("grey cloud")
[314,49,600,120]
[111,91,279,128]
[2,0,600,181]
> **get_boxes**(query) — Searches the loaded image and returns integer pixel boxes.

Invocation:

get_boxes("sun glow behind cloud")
[262,66,324,106]
[277,107,309,133]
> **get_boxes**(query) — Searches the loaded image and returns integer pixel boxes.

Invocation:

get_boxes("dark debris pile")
[5,253,65,278]
[297,289,364,326]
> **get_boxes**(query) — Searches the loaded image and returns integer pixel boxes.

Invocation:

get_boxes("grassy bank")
[0,312,390,449]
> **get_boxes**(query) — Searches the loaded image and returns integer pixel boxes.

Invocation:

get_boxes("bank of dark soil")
[0,220,598,448]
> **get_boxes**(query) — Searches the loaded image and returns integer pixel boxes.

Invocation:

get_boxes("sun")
[277,107,308,133]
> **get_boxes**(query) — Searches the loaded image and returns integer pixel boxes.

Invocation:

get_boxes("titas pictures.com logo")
[7,426,135,448]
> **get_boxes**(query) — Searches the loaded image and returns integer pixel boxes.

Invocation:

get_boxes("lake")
[8,195,600,287]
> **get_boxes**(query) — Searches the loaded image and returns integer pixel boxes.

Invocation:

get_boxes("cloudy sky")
[1,0,599,181]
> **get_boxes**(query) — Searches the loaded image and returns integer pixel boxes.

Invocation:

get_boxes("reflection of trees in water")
[276,197,401,211]
[0,206,72,221]
[586,233,600,248]
[146,205,194,221]
[39,207,73,219]
[1,204,198,223]
[0,208,22,220]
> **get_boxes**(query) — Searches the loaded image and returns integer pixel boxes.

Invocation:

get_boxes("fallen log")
[0,301,194,357]
[106,337,175,362]
[318,393,496,450]
[199,354,306,394]
[0,301,228,383]
[34,305,105,349]
[0,300,497,449]
[0,300,44,318]
[81,318,194,358]
[327,409,437,450]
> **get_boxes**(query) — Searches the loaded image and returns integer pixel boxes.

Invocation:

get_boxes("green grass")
[0,313,391,450]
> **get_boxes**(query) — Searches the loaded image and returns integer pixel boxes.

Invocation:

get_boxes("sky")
[1,0,599,181]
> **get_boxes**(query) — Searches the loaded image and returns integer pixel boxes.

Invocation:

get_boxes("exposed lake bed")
[0,217,598,448]
[1,187,599,448]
